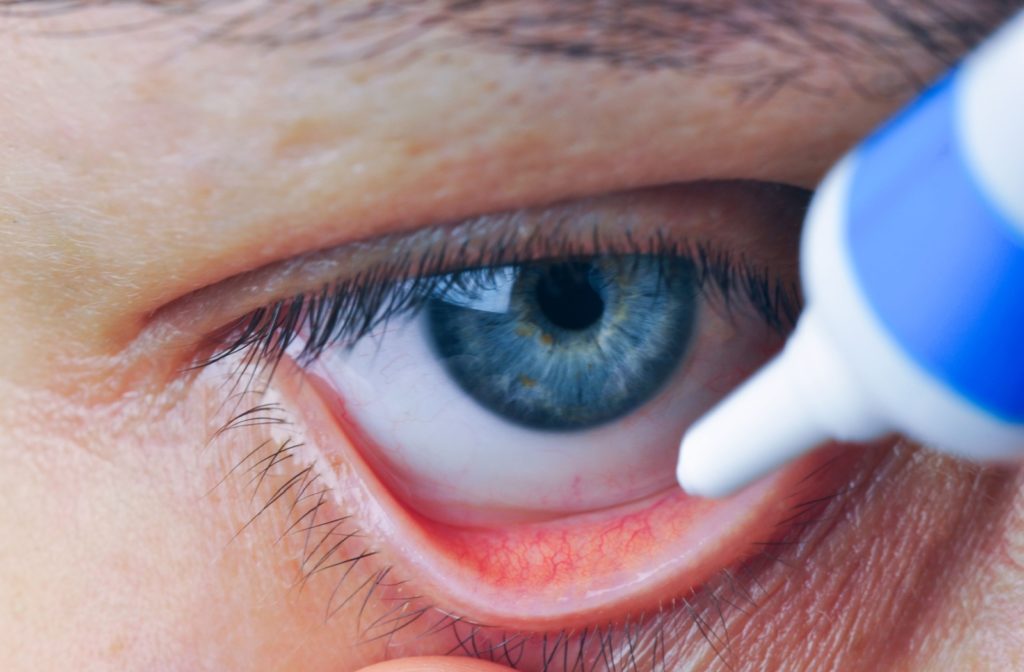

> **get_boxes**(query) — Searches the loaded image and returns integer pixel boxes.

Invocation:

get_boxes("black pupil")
[535,263,605,331]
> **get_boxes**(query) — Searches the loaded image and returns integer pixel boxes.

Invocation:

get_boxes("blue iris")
[425,256,697,431]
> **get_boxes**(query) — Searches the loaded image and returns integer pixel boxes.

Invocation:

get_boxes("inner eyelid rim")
[143,180,806,366]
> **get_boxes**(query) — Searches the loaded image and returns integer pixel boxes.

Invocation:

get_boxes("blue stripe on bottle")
[846,69,1024,421]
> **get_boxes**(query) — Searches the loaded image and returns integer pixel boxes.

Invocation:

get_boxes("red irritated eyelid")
[276,358,844,632]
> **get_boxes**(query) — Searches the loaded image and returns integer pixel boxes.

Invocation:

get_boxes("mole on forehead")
[5,0,1020,91]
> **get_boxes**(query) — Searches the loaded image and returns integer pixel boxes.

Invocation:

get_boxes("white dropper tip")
[676,310,888,499]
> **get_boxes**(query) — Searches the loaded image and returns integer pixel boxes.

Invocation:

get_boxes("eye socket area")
[232,182,829,632]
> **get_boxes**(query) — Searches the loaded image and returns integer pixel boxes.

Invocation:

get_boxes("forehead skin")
[0,0,1016,387]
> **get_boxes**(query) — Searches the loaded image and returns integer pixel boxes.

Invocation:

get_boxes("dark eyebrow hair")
[4,0,1021,98]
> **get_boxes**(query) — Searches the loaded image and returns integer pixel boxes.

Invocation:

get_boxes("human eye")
[177,179,851,664]
[290,208,790,529]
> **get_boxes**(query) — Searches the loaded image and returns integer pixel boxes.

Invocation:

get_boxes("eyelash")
[196,226,801,378]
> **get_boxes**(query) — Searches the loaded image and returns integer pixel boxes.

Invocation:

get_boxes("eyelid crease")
[147,181,808,373]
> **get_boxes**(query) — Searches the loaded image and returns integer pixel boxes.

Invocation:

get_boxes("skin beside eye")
[2,3,1024,672]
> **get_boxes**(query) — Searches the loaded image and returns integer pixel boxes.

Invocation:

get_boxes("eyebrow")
[5,0,1020,95]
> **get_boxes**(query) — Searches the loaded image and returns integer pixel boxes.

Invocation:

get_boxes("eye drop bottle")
[677,11,1024,499]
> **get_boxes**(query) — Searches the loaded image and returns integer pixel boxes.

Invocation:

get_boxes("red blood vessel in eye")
[280,361,845,632]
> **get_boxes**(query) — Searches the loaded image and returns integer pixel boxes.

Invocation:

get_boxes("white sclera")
[313,295,780,526]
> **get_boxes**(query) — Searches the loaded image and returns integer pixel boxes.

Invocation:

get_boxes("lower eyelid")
[271,354,850,635]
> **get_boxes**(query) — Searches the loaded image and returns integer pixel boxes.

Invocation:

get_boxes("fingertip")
[356,657,516,672]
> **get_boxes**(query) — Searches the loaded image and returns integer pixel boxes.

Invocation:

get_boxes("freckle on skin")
[273,117,348,158]
[105,637,125,657]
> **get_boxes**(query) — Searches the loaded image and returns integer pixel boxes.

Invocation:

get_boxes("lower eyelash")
[205,384,853,672]
[196,231,801,386]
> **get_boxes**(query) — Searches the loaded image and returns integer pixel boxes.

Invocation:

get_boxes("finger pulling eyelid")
[150,181,807,366]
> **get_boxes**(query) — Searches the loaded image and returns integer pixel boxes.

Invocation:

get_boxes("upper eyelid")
[143,181,806,368]
[147,209,547,357]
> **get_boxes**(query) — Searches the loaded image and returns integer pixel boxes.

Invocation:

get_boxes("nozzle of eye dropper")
[676,309,888,499]
[677,10,1024,499]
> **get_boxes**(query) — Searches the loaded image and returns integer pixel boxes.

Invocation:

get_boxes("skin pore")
[2,1,1024,670]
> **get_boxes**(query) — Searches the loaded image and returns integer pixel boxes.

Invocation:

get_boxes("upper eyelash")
[195,228,801,378]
